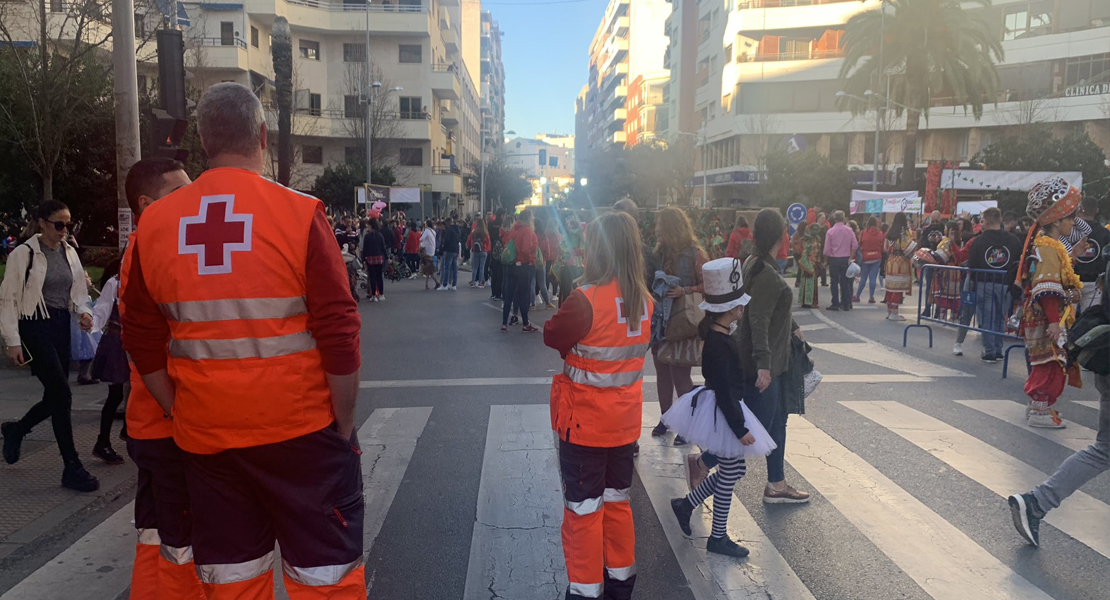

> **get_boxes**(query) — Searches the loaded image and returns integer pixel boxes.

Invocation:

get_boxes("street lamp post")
[363,80,402,189]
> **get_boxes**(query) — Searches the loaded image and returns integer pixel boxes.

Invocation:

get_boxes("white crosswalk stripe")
[1073,401,1101,410]
[956,400,1097,452]
[843,400,1110,561]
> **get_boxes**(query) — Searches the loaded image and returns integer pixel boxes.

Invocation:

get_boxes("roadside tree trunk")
[272,18,293,186]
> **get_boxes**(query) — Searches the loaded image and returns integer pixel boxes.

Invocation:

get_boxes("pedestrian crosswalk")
[3,397,1108,600]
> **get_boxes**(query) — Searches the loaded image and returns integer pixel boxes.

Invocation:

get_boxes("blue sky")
[486,0,608,138]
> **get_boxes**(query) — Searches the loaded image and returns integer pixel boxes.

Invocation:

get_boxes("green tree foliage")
[464,158,532,211]
[312,160,397,212]
[763,149,856,212]
[971,125,1110,214]
[838,0,1003,186]
[579,141,696,208]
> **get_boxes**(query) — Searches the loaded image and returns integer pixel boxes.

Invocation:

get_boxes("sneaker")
[685,453,710,492]
[952,343,963,356]
[706,535,750,558]
[868,297,876,304]
[763,483,811,504]
[886,314,906,321]
[437,286,448,291]
[671,498,694,537]
[478,284,485,289]
[450,285,457,290]
[61,462,100,492]
[546,303,557,310]
[651,422,668,437]
[509,315,520,326]
[981,353,1000,363]
[2,421,24,465]
[1008,493,1042,547]
[673,435,687,446]
[500,325,508,333]
[826,305,840,312]
[92,443,125,465]
[852,296,861,303]
[1028,410,1065,429]
[469,281,476,287]
[522,324,539,333]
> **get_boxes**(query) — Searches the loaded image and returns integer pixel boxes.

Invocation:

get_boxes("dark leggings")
[16,307,79,464]
[405,253,420,273]
[368,263,385,296]
[98,384,125,446]
[502,264,534,327]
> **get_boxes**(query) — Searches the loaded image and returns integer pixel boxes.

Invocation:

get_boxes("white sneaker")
[952,343,963,356]
[450,285,457,290]
[370,296,379,302]
[1028,410,1066,429]
[379,295,385,301]
[886,313,906,321]
[437,286,448,291]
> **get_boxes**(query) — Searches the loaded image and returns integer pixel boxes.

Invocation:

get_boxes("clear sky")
[485,0,609,139]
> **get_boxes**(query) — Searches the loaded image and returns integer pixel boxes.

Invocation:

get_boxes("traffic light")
[146,108,189,162]
[538,149,547,168]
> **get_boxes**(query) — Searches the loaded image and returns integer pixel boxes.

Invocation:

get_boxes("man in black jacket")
[1075,197,1108,312]
[965,207,1023,362]
[438,216,462,290]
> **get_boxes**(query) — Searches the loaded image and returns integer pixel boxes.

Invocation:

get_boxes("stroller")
[341,244,366,301]
[385,254,413,282]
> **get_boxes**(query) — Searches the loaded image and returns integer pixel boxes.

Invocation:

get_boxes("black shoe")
[632,441,640,457]
[673,435,688,446]
[510,315,520,326]
[827,305,841,311]
[981,353,1001,363]
[62,462,100,492]
[77,378,100,386]
[651,422,668,437]
[2,421,24,465]
[671,498,693,537]
[93,443,125,465]
[707,535,750,558]
[1008,493,1042,547]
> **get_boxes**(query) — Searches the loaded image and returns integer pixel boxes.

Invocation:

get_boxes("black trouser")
[491,259,504,298]
[128,436,194,551]
[405,252,420,273]
[16,307,79,464]
[559,265,583,307]
[368,263,385,296]
[828,257,852,309]
[98,384,126,446]
[503,264,535,327]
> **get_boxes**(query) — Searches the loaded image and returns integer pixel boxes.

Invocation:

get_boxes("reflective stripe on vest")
[562,365,643,389]
[281,556,365,587]
[197,551,275,584]
[169,331,316,361]
[567,343,650,362]
[160,544,194,566]
[159,297,307,323]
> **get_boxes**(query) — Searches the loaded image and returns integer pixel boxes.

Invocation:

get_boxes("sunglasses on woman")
[44,219,74,232]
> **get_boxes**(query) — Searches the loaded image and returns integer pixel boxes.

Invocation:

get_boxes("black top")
[702,328,748,439]
[1075,218,1110,283]
[362,231,386,257]
[442,224,462,253]
[380,226,394,250]
[966,228,1023,272]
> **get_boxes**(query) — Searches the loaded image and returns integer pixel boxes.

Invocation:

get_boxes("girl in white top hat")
[663,257,776,558]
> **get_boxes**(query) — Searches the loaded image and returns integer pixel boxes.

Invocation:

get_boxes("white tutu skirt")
[661,387,777,459]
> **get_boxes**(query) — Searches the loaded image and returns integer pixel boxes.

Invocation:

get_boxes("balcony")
[739,48,844,62]
[610,131,627,145]
[187,37,249,71]
[737,0,857,7]
[431,64,461,101]
[440,104,459,126]
[729,0,871,34]
[244,0,433,35]
[432,170,463,194]
[442,28,459,53]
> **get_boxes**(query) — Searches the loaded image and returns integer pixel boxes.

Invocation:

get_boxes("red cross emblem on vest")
[178,195,253,275]
[615,298,649,338]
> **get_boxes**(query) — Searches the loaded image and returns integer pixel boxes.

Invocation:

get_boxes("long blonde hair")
[582,212,650,325]
[654,207,703,273]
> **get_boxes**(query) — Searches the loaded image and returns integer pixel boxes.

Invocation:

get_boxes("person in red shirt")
[806,207,817,225]
[500,210,540,333]
[404,220,421,276]
[776,229,790,273]
[725,216,753,259]
[466,218,492,287]
[854,216,885,303]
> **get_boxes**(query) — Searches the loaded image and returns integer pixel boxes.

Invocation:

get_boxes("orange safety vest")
[120,233,173,440]
[550,281,652,447]
[134,167,334,454]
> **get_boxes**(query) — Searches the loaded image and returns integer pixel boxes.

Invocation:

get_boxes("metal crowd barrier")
[903,264,1025,378]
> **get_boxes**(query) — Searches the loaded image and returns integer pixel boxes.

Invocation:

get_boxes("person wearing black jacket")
[964,207,1023,362]
[362,219,388,301]
[1075,197,1109,312]
[437,217,462,290]
[489,209,505,299]
[379,220,394,261]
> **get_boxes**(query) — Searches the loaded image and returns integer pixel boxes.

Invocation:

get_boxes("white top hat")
[698,257,751,312]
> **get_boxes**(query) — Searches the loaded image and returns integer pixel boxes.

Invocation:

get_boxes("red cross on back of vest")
[178,195,254,275]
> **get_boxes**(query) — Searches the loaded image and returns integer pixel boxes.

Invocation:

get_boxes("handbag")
[664,292,703,341]
[500,239,517,265]
[803,369,823,398]
[654,337,702,367]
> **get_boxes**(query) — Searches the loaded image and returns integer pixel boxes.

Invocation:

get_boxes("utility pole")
[111,0,140,217]
[872,0,885,191]
[479,128,486,215]
[365,3,372,186]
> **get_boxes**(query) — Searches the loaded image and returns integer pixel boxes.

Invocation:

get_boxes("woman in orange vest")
[544,211,652,600]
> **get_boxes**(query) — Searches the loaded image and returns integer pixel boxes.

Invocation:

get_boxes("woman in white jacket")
[0,200,99,492]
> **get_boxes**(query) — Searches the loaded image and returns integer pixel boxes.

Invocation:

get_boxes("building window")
[251,26,259,48]
[399,96,423,119]
[302,145,323,164]
[343,43,366,62]
[724,44,733,64]
[299,40,320,60]
[220,22,234,46]
[399,147,423,166]
[344,95,361,118]
[399,44,422,64]
[345,146,363,163]
[1065,53,1110,88]
[1002,0,1052,41]
[135,14,147,38]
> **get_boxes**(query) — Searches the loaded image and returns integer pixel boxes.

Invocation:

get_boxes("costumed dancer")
[1016,176,1084,429]
[664,258,776,559]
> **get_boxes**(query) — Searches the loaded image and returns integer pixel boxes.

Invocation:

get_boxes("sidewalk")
[0,367,136,562]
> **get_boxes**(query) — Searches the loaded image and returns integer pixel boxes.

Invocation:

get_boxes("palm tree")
[837,0,1003,187]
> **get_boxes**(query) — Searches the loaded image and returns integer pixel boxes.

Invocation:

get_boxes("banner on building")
[849,189,921,214]
[940,170,1083,192]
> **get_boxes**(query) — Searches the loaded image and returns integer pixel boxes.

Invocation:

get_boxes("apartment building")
[481,11,506,156]
[575,0,671,170]
[667,0,1109,205]
[625,72,668,146]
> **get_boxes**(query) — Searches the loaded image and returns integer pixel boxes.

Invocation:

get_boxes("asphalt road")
[2,273,1107,600]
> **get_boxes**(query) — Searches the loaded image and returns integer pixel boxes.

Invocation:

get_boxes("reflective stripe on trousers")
[606,563,636,581]
[137,527,161,546]
[159,297,307,323]
[281,555,365,587]
[562,365,643,388]
[565,495,603,516]
[169,330,316,361]
[196,550,275,584]
[161,543,195,566]
[568,343,650,362]
[568,581,604,598]
[603,487,630,503]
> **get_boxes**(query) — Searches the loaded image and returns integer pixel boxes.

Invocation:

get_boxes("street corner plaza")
[1,280,1108,600]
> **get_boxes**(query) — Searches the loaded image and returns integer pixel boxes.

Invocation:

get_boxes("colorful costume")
[931,237,964,319]
[1018,177,1084,428]
[883,229,915,306]
[797,227,824,308]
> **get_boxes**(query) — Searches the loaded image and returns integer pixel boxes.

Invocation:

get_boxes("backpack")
[1066,269,1110,375]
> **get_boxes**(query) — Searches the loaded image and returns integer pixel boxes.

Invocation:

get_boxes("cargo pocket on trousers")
[324,489,365,557]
